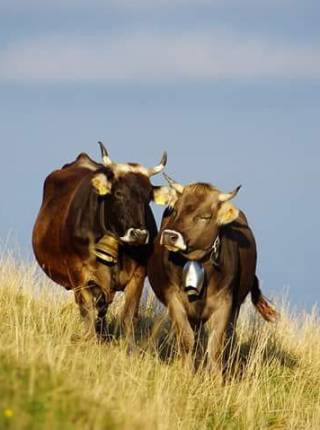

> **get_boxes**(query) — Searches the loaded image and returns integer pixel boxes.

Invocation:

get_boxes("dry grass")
[0,250,319,430]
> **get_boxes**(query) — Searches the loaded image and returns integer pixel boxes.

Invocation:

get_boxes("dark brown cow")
[148,174,278,373]
[32,143,167,346]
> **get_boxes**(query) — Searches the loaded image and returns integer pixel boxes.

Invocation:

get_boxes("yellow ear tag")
[91,174,110,196]
[217,202,239,225]
[154,193,168,205]
[153,187,176,205]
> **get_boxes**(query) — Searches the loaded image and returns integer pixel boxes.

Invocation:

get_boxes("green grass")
[0,252,319,429]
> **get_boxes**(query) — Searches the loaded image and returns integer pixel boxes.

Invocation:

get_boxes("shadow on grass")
[94,312,298,377]
[102,313,179,364]
[237,335,298,370]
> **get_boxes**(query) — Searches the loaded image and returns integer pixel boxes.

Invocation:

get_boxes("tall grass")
[0,251,319,429]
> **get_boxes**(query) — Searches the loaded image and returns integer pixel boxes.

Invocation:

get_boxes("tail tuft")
[251,276,279,323]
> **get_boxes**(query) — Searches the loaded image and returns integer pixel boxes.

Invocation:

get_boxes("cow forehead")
[180,184,220,208]
[111,162,148,176]
[114,172,152,194]
[178,194,212,213]
[185,183,218,195]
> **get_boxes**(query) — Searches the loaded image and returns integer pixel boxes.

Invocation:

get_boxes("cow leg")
[93,265,117,340]
[91,285,110,340]
[192,322,205,370]
[74,286,96,339]
[121,266,146,352]
[206,295,234,376]
[167,293,195,366]
[224,307,240,374]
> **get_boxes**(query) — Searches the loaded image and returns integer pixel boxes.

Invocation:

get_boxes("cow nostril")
[167,233,179,243]
[161,229,186,251]
[161,230,183,247]
[127,229,149,244]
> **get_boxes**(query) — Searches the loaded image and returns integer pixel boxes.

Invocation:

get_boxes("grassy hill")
[0,251,319,429]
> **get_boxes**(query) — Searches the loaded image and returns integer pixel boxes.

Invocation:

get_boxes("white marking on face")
[160,229,187,251]
[120,228,149,244]
[112,163,148,177]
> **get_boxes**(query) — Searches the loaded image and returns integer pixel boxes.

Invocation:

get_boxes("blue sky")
[0,0,319,309]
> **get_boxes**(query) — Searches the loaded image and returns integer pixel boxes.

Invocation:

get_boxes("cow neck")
[208,234,221,267]
[99,198,108,234]
[190,234,221,266]
[169,234,221,268]
[99,198,119,241]
[94,199,121,265]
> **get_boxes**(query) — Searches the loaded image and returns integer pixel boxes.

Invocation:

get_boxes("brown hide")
[33,157,97,288]
[32,153,155,292]
[149,210,256,322]
[148,182,277,370]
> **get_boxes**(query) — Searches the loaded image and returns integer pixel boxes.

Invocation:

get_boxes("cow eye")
[195,214,212,222]
[201,215,212,220]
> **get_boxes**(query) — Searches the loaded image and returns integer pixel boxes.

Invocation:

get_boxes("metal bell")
[94,233,119,264]
[182,261,205,298]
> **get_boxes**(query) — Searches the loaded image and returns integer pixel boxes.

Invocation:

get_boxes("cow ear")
[91,173,112,196]
[152,186,178,206]
[216,202,239,225]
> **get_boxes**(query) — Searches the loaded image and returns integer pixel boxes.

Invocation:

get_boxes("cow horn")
[163,172,184,194]
[146,151,167,177]
[218,185,242,202]
[98,141,112,166]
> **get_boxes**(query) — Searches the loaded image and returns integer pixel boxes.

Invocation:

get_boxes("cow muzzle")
[160,229,187,252]
[120,228,149,245]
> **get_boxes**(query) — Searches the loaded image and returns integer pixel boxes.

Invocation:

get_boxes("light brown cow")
[148,174,278,373]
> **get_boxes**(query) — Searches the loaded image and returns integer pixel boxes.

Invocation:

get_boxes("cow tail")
[251,276,279,322]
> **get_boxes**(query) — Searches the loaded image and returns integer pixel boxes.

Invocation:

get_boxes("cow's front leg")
[167,293,195,366]
[74,286,96,339]
[206,294,234,376]
[91,285,116,341]
[121,265,146,352]
[93,264,117,340]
